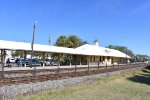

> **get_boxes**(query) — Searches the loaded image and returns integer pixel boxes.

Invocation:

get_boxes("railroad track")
[0,63,148,87]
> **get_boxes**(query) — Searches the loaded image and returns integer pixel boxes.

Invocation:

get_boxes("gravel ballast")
[0,67,145,99]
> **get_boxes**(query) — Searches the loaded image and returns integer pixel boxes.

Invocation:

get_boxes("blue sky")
[0,0,150,55]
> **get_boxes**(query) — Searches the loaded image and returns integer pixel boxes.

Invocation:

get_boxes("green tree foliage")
[55,35,67,47]
[136,54,149,58]
[80,40,88,46]
[106,45,134,57]
[12,50,43,58]
[34,52,43,58]
[66,35,81,48]
[12,50,24,58]
[55,35,87,48]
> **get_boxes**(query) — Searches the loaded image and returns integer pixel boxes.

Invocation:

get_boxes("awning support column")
[69,54,72,66]
[80,56,81,65]
[24,51,27,67]
[43,52,45,67]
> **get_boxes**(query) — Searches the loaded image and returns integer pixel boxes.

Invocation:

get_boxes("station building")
[71,41,130,65]
[0,40,131,70]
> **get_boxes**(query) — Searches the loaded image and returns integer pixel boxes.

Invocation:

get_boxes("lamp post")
[30,21,37,68]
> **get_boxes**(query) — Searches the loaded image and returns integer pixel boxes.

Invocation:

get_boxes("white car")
[9,58,16,63]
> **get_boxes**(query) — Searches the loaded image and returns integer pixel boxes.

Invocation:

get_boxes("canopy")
[0,40,131,58]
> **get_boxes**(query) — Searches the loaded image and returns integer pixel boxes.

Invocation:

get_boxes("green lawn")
[16,68,150,100]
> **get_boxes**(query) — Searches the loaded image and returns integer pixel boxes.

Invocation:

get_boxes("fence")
[0,62,149,86]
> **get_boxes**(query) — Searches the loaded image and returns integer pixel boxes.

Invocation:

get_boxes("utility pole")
[30,21,37,68]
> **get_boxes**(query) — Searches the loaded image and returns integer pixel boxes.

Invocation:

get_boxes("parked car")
[19,59,31,67]
[44,58,51,66]
[43,59,59,66]
[32,59,42,66]
[50,59,59,66]
[15,58,59,67]
[9,58,16,63]
[15,58,42,67]
[15,58,23,67]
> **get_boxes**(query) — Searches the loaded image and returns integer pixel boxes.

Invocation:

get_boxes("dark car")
[20,59,31,67]
[15,58,23,67]
[50,59,59,66]
[15,58,42,67]
[32,59,42,66]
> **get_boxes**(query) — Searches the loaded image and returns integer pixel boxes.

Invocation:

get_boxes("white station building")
[0,40,131,69]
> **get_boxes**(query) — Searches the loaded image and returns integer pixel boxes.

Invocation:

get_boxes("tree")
[136,54,149,58]
[12,50,23,58]
[80,40,88,46]
[66,35,81,48]
[55,35,87,48]
[55,35,67,47]
[12,50,43,59]
[106,45,134,57]
[34,52,43,58]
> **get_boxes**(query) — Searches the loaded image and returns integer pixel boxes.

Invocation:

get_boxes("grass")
[14,68,150,100]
